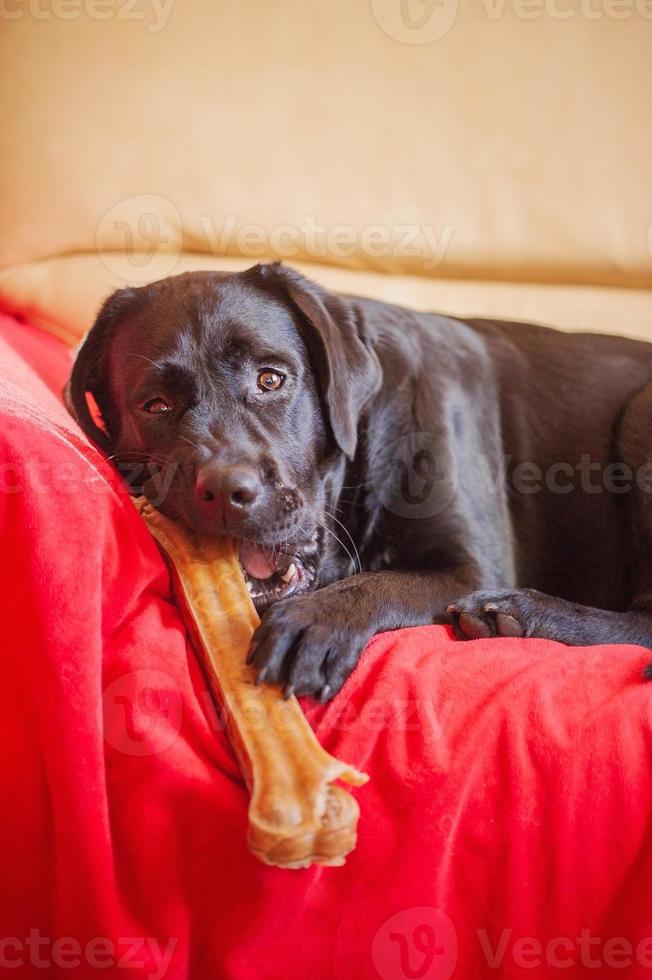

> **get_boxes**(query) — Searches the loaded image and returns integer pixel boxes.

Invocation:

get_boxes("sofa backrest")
[1,0,651,291]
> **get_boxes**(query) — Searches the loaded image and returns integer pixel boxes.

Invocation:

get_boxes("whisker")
[332,495,367,510]
[107,451,166,459]
[179,435,206,454]
[107,451,169,466]
[322,507,362,574]
[313,518,359,577]
[124,352,161,368]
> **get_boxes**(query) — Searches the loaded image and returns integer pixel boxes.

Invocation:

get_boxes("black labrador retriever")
[66,262,652,700]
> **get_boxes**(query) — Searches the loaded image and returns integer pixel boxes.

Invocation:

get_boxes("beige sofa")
[1,0,651,343]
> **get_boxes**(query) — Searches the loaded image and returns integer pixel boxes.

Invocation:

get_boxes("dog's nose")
[195,463,262,519]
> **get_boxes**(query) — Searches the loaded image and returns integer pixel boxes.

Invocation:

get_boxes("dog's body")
[67,263,652,699]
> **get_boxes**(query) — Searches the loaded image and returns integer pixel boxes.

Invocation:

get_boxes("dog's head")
[66,263,381,609]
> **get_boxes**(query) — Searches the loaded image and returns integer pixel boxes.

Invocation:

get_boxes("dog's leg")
[451,379,652,665]
[248,567,481,701]
[447,588,652,649]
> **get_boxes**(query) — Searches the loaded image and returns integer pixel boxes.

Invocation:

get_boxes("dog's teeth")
[281,563,296,584]
[245,580,253,593]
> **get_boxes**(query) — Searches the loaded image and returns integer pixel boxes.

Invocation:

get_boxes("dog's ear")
[64,287,140,451]
[251,263,382,459]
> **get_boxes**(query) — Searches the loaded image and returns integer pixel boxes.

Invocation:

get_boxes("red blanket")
[1,312,651,979]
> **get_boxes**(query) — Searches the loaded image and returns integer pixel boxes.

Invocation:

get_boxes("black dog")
[66,262,652,699]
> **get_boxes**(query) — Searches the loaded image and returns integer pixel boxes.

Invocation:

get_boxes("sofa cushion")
[2,253,652,347]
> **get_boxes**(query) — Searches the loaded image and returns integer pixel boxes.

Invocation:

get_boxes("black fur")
[67,262,652,699]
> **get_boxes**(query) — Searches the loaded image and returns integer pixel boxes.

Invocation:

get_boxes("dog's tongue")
[238,540,277,580]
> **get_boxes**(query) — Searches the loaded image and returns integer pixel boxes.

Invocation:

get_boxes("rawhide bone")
[133,497,368,869]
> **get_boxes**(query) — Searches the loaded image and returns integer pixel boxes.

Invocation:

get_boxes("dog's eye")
[257,370,285,392]
[142,397,174,415]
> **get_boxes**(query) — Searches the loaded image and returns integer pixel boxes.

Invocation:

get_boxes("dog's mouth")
[237,540,314,612]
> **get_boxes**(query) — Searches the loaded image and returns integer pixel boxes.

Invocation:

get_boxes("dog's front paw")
[447,588,553,640]
[247,590,373,702]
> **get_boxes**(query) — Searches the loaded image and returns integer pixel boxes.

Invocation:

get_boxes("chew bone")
[133,497,368,869]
